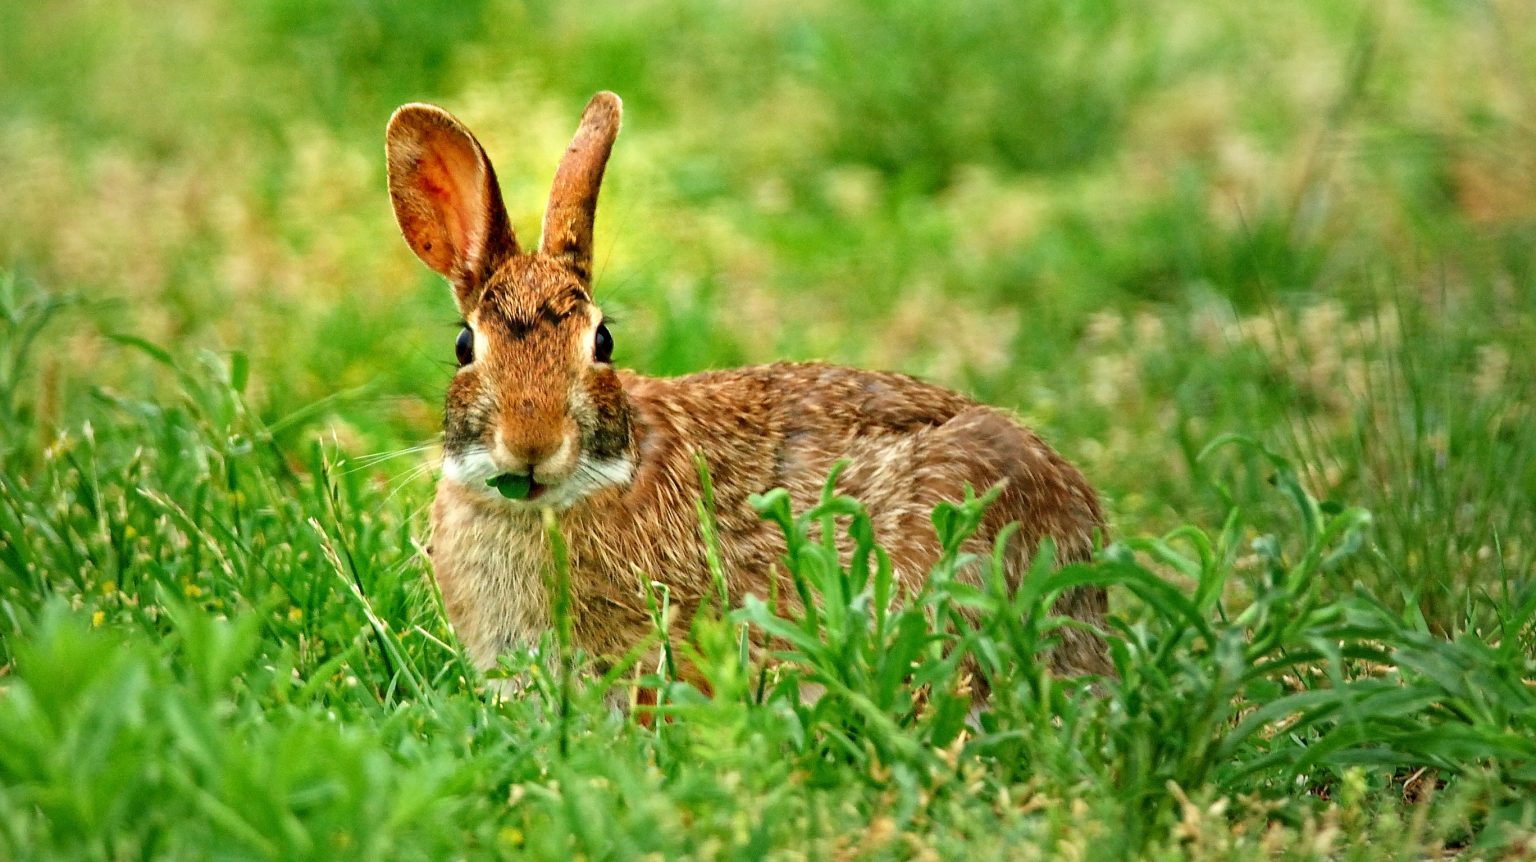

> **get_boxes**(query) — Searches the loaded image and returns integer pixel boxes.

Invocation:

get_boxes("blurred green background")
[2,0,1533,621]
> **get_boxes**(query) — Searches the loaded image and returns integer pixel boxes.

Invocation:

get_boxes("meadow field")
[2,1,1535,858]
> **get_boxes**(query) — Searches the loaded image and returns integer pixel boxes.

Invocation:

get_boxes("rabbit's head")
[386,93,631,509]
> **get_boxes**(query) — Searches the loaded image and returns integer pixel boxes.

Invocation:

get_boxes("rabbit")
[385,91,1112,696]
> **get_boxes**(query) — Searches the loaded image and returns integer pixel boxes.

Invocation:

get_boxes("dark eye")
[593,322,613,364]
[455,326,474,367]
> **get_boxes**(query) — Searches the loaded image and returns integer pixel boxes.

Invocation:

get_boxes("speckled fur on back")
[385,92,1112,691]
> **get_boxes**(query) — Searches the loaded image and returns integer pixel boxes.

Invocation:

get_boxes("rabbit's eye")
[455,326,474,367]
[593,322,613,364]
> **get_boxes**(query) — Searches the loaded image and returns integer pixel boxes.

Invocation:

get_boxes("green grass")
[3,0,1536,858]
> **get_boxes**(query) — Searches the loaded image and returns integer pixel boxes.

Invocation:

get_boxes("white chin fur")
[537,455,635,510]
[440,446,500,491]
[441,446,634,511]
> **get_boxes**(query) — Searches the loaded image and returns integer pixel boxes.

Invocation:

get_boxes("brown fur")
[385,93,1112,690]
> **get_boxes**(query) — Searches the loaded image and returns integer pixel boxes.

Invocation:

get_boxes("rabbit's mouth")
[442,444,634,510]
[486,471,549,502]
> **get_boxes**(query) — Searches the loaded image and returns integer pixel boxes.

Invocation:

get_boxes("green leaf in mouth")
[487,473,533,500]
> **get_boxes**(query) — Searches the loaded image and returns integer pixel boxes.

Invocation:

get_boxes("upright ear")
[386,104,519,312]
[540,92,622,285]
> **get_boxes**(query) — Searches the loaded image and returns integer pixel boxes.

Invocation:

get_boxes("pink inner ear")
[416,138,484,267]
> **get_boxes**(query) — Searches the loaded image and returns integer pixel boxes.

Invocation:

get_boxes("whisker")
[345,442,439,469]
[340,450,440,478]
[383,462,438,505]
[390,458,437,486]
[356,442,437,459]
[401,498,435,526]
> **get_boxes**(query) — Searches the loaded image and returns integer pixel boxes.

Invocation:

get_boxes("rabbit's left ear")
[541,92,622,285]
[386,104,519,312]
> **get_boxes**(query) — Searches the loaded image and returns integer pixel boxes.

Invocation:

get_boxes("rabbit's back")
[627,361,1102,570]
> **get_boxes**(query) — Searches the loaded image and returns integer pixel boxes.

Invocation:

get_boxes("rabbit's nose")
[493,427,569,475]
[510,437,561,467]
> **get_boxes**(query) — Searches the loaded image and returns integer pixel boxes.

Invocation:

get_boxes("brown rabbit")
[385,92,1111,693]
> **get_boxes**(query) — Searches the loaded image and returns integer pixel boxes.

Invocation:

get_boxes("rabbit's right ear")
[386,104,519,312]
